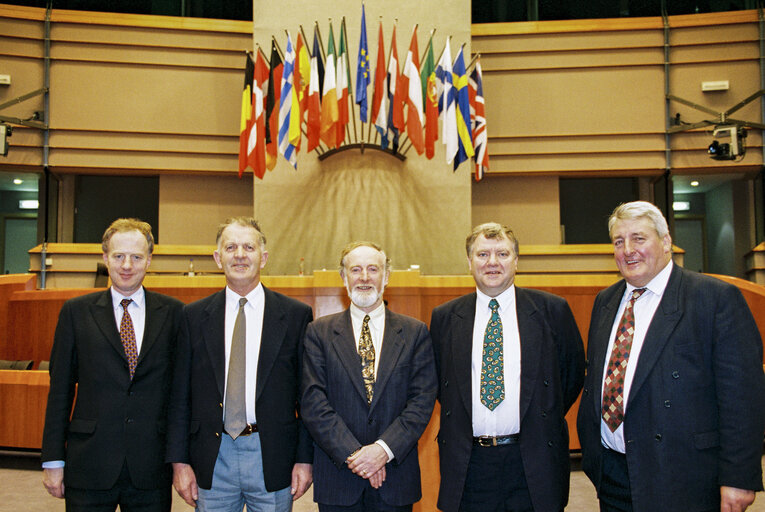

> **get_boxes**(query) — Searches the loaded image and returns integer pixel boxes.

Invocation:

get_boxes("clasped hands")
[346,443,388,489]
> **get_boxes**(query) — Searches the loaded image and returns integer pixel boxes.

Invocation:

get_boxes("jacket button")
[672,371,679,379]
[215,432,220,437]
[445,410,451,416]
[664,400,671,408]
[125,418,133,424]
[543,380,549,386]
[443,380,449,387]
[541,411,547,418]
[583,388,589,396]
[548,441,554,447]
[368,418,373,425]
[655,434,662,441]
[219,402,223,408]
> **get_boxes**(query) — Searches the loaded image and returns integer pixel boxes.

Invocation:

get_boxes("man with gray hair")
[166,217,313,512]
[577,200,765,512]
[301,241,437,511]
[431,222,585,512]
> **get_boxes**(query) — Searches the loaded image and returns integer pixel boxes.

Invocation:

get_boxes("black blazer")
[577,265,765,512]
[41,289,184,490]
[430,288,585,512]
[301,308,437,507]
[165,286,313,491]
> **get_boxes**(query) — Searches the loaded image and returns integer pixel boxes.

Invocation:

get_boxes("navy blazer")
[165,286,313,491]
[430,287,585,512]
[577,265,765,512]
[301,308,437,507]
[42,289,184,490]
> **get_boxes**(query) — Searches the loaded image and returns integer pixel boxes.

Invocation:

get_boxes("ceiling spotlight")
[13,178,22,185]
[690,181,699,187]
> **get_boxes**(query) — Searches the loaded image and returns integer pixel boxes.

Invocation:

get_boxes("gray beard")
[349,286,383,309]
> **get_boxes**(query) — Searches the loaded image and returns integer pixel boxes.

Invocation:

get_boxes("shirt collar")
[350,301,385,325]
[626,260,673,299]
[110,286,145,308]
[476,284,515,313]
[225,282,264,308]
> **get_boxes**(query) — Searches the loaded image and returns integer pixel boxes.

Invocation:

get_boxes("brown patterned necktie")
[225,297,248,439]
[358,314,375,404]
[119,298,138,379]
[602,288,647,432]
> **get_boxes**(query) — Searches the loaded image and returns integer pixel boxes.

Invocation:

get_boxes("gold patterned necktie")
[119,299,138,379]
[480,298,505,410]
[358,314,375,404]
[602,288,647,432]
[225,297,248,439]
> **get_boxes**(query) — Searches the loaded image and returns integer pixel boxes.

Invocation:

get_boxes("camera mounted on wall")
[0,123,11,157]
[707,125,746,161]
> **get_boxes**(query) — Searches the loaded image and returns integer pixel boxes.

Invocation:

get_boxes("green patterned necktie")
[480,298,505,410]
[358,314,375,404]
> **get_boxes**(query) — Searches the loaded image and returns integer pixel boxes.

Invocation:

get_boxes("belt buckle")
[477,435,496,447]
[243,423,254,436]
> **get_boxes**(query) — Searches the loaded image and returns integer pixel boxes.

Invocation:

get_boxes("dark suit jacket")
[165,286,313,491]
[577,265,765,512]
[41,289,184,490]
[301,308,437,507]
[430,288,585,512]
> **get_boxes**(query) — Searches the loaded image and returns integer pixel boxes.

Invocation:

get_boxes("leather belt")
[473,433,520,447]
[226,423,258,438]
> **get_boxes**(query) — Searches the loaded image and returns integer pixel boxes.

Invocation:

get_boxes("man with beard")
[301,241,437,512]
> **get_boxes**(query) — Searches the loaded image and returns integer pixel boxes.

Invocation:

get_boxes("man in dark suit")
[577,200,765,512]
[301,241,437,512]
[42,218,184,511]
[430,222,585,512]
[166,217,313,512]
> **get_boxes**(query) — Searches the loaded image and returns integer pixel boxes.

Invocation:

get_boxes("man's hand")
[172,462,199,507]
[42,467,65,498]
[368,466,386,489]
[346,443,388,479]
[721,486,756,512]
[290,463,313,501]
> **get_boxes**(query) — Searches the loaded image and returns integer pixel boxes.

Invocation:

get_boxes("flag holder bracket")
[318,143,406,162]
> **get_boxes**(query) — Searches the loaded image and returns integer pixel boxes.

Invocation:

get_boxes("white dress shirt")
[600,260,673,453]
[471,285,522,436]
[223,283,265,425]
[348,302,394,461]
[111,286,146,353]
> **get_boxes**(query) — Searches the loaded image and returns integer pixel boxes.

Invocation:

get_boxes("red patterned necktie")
[602,288,647,432]
[119,298,138,379]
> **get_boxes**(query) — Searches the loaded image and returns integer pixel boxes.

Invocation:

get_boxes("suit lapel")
[90,290,128,364]
[136,290,168,365]
[627,266,683,404]
[202,290,227,399]
[369,310,405,412]
[331,310,369,403]
[515,287,541,423]
[588,282,625,414]
[256,287,287,402]
[451,294,476,423]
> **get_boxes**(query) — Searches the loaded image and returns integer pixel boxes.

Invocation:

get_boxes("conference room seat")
[0,360,34,370]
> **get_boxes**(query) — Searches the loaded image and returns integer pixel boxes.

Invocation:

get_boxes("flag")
[292,31,311,151]
[247,50,269,179]
[336,21,350,148]
[389,26,405,135]
[355,4,370,123]
[452,45,474,170]
[436,39,457,164]
[421,38,438,160]
[266,41,283,171]
[371,22,388,145]
[239,54,254,177]
[385,26,401,150]
[278,33,298,169]
[320,23,339,149]
[403,27,424,155]
[306,29,323,152]
[470,59,489,180]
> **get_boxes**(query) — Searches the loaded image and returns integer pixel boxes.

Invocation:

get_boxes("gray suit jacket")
[301,308,437,507]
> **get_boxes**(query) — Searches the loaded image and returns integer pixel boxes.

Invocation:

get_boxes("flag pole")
[342,17,357,145]
[317,21,327,61]
[467,52,480,72]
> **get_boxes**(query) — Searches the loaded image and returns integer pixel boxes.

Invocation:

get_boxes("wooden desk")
[0,370,49,449]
